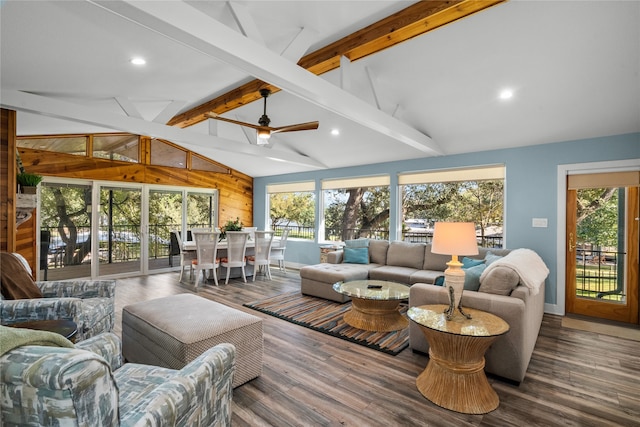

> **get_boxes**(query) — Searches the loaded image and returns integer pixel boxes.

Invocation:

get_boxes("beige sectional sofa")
[299,239,547,383]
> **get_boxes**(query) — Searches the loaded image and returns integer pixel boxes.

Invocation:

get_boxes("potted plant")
[220,217,243,240]
[17,172,43,194]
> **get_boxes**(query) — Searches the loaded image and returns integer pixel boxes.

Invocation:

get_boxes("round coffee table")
[332,280,410,332]
[408,304,509,414]
[9,319,78,342]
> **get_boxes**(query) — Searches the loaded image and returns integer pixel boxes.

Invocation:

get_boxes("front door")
[565,172,639,324]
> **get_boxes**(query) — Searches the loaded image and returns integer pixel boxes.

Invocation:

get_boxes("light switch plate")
[532,218,548,228]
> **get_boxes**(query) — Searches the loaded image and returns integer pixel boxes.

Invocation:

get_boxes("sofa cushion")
[462,257,485,268]
[463,263,487,291]
[369,265,418,284]
[369,240,389,265]
[345,238,369,248]
[300,263,375,284]
[343,247,369,264]
[386,241,425,269]
[484,251,504,266]
[478,266,519,295]
[423,244,452,271]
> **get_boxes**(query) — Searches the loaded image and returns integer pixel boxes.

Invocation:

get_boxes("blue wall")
[254,133,640,309]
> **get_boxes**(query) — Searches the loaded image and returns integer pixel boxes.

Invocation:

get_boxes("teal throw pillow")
[345,238,369,248]
[343,247,369,264]
[434,276,445,286]
[462,257,485,269]
[463,263,487,291]
[484,251,503,266]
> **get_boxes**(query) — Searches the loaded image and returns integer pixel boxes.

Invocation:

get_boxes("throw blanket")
[0,325,74,356]
[480,248,549,295]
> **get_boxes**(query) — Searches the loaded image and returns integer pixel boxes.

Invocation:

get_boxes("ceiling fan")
[206,89,319,145]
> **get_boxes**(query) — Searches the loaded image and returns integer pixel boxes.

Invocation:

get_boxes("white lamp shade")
[431,222,479,256]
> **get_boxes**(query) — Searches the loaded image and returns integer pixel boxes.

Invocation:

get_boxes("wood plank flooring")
[113,271,640,427]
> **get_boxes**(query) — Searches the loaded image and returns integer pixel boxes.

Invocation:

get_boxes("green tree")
[576,188,618,247]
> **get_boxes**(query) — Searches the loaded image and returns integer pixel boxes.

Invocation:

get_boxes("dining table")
[182,237,256,282]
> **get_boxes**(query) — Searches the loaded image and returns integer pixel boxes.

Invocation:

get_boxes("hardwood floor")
[113,271,640,427]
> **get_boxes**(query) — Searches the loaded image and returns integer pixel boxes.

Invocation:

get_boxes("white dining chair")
[192,231,220,286]
[221,231,250,284]
[270,229,290,273]
[172,230,196,282]
[248,231,275,281]
[242,227,257,242]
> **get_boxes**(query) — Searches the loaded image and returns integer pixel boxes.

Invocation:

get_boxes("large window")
[267,182,315,240]
[322,176,390,242]
[399,166,505,247]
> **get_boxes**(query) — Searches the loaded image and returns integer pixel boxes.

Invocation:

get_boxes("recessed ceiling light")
[130,57,146,66]
[499,89,514,100]
[331,128,340,136]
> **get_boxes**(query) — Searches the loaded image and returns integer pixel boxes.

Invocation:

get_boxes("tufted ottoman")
[122,293,263,388]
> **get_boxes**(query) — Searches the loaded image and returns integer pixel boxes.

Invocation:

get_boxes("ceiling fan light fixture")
[257,129,271,144]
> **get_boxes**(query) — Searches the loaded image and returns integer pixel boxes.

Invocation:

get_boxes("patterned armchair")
[0,252,116,341]
[0,331,236,426]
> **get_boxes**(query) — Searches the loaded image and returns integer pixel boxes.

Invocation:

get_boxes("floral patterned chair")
[0,329,236,426]
[0,252,116,341]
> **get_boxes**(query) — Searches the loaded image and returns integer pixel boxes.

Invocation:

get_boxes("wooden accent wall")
[1,109,18,254]
[18,147,253,226]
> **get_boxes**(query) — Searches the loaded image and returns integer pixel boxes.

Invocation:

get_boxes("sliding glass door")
[97,185,142,277]
[148,189,183,272]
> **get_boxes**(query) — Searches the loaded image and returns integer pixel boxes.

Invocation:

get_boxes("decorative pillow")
[343,247,369,264]
[434,275,445,286]
[345,238,369,248]
[463,263,486,291]
[478,266,520,295]
[462,257,485,269]
[484,251,504,266]
[0,252,43,300]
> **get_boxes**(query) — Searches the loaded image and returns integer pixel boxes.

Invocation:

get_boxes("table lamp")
[431,222,479,320]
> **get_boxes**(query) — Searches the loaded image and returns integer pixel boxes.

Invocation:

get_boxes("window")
[18,135,87,156]
[93,134,139,162]
[322,175,390,242]
[267,181,315,240]
[399,166,505,247]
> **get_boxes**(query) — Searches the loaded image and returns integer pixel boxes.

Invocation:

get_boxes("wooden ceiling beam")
[167,0,506,129]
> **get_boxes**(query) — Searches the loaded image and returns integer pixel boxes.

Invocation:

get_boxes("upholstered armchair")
[0,252,116,341]
[0,330,236,426]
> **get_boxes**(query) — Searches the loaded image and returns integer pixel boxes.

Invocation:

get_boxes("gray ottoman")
[122,294,263,388]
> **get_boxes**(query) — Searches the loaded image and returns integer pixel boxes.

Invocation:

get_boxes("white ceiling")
[2,1,639,177]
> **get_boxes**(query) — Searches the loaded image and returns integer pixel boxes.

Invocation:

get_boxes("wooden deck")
[112,270,640,427]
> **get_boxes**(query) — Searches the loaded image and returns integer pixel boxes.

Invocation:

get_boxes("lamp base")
[442,258,473,321]
[445,286,472,321]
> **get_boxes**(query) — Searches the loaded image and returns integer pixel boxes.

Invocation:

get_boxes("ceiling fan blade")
[270,121,320,134]
[205,113,262,131]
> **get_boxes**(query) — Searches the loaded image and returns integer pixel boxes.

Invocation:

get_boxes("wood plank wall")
[1,109,18,254]
[2,109,253,273]
[18,148,253,226]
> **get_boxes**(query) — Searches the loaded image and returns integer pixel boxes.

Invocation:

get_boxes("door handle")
[568,232,575,253]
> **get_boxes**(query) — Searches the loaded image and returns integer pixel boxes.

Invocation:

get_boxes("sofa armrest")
[36,280,116,299]
[75,332,123,371]
[327,250,343,264]
[0,298,81,325]
[122,343,236,426]
[0,345,119,426]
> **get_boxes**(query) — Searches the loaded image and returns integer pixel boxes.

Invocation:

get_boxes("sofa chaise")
[299,239,548,383]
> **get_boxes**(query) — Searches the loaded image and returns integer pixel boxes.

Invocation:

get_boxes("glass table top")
[407,304,509,337]
[332,280,410,300]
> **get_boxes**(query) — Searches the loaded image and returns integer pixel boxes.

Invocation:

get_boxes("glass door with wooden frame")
[566,172,639,324]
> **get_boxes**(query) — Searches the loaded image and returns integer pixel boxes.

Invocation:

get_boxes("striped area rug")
[244,292,409,355]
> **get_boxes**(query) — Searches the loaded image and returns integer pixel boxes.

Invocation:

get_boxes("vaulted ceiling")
[2,1,639,177]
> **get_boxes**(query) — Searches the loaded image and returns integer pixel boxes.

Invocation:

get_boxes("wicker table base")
[344,297,408,332]
[408,305,509,414]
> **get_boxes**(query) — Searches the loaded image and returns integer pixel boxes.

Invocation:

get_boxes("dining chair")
[242,227,257,242]
[220,231,249,284]
[192,231,221,286]
[247,231,275,281]
[270,229,290,273]
[171,230,196,282]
